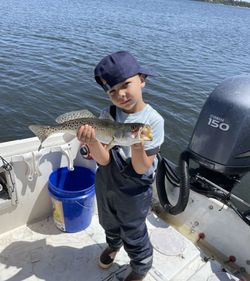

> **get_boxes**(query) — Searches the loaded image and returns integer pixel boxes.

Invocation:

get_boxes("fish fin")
[29,125,52,144]
[106,137,115,150]
[55,109,96,124]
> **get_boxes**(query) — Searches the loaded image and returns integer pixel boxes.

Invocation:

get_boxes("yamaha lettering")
[208,115,230,131]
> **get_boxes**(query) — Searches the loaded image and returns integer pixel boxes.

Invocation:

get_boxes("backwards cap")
[94,51,157,91]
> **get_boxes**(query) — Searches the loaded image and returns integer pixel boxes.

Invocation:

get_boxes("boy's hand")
[77,124,98,145]
[131,141,144,150]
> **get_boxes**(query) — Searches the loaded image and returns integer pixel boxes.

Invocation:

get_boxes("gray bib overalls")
[95,147,154,276]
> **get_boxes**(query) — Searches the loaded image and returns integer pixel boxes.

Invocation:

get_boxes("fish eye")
[131,125,138,130]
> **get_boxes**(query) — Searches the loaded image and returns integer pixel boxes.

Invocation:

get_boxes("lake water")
[0,0,250,202]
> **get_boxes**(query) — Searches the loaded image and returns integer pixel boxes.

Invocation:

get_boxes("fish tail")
[29,125,52,144]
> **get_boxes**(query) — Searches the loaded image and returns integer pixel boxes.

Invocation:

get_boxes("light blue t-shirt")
[99,104,165,174]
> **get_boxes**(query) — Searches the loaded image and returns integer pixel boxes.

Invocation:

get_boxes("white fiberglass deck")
[0,206,239,281]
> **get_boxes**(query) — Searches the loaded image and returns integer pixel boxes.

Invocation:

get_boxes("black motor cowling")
[156,75,250,217]
[189,75,250,175]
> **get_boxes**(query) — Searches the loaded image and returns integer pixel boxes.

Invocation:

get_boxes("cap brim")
[139,67,158,76]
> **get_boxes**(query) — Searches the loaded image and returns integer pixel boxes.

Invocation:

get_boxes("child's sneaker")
[123,271,145,281]
[98,246,119,269]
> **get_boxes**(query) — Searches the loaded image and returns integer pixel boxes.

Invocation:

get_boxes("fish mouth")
[128,124,153,141]
[140,125,153,141]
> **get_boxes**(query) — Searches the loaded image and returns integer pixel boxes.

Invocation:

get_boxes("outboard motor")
[156,75,250,223]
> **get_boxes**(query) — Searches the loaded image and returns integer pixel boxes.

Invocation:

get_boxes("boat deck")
[0,207,240,281]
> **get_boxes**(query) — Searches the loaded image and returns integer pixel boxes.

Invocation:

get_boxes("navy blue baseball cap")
[94,51,157,92]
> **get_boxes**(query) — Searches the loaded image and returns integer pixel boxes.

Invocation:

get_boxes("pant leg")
[122,221,153,276]
[95,166,123,249]
[115,186,153,276]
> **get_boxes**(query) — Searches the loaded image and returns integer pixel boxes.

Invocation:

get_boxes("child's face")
[107,74,145,113]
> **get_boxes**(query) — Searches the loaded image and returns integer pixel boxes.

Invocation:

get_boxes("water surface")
[1,0,250,202]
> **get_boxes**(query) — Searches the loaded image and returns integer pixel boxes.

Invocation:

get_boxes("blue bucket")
[48,166,95,233]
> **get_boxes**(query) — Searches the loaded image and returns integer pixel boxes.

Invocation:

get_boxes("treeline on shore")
[194,0,250,8]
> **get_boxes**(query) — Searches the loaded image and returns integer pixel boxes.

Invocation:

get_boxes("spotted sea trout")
[29,109,153,150]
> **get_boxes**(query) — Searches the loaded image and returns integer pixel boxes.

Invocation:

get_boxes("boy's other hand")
[131,141,144,150]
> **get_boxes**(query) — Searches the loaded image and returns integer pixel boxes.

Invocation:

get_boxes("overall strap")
[109,105,117,120]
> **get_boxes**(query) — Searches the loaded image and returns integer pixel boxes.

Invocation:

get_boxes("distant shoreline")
[194,0,250,8]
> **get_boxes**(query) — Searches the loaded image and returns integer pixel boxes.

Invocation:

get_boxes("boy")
[77,51,164,281]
